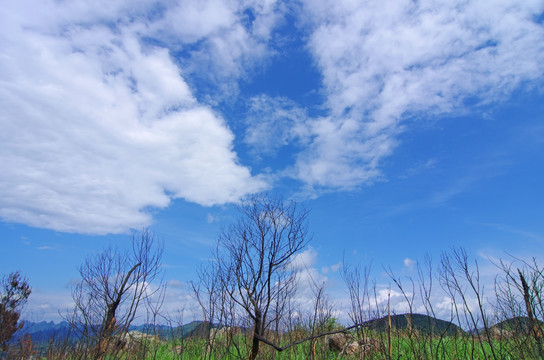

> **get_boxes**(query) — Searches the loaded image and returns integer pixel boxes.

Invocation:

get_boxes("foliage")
[0,271,31,352]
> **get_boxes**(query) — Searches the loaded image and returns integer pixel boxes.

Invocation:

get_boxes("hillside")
[491,316,544,332]
[364,313,466,336]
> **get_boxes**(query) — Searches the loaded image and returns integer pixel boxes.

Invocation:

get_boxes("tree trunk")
[94,316,116,360]
[94,263,141,360]
[519,270,544,358]
[249,314,262,360]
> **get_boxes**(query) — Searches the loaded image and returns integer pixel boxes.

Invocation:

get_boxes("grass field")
[22,325,541,360]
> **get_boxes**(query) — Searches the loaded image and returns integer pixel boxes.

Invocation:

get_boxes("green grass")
[30,329,543,360]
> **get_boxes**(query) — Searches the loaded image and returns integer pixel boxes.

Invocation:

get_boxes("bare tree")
[0,271,31,352]
[68,229,163,360]
[439,248,498,360]
[190,261,232,359]
[303,280,336,360]
[213,194,310,360]
[495,257,544,358]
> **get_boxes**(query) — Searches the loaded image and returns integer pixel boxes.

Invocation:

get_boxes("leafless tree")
[190,261,234,359]
[0,271,31,352]
[68,229,163,360]
[303,280,336,360]
[439,248,498,360]
[212,194,310,360]
[495,256,544,358]
[342,261,384,339]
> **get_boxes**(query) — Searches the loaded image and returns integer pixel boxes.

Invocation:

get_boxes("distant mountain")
[491,316,544,332]
[21,321,67,333]
[468,316,544,336]
[130,320,214,339]
[363,313,466,336]
[11,320,211,344]
[14,321,75,343]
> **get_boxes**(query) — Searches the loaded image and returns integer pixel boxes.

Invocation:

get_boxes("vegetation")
[2,194,544,359]
[204,194,310,360]
[64,230,163,360]
[0,271,31,353]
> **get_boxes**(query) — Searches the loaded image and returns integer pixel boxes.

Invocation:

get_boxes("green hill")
[491,316,544,332]
[363,313,466,336]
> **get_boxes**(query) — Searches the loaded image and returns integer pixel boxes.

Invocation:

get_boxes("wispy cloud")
[24,289,73,323]
[403,257,416,272]
[400,158,438,179]
[322,261,342,274]
[293,0,544,190]
[476,222,544,243]
[37,245,57,251]
[244,95,310,159]
[206,213,220,224]
[155,0,285,99]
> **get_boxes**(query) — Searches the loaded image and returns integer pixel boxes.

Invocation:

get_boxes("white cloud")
[154,0,285,99]
[167,279,185,289]
[244,95,310,158]
[0,0,269,234]
[206,213,219,224]
[289,247,318,271]
[24,289,74,323]
[435,296,455,314]
[293,0,544,190]
[153,0,237,43]
[3,0,543,233]
[403,257,416,272]
[24,281,201,325]
[292,117,393,189]
[322,261,342,274]
[287,248,333,313]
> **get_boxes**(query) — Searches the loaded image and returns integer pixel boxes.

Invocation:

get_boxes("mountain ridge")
[12,320,210,344]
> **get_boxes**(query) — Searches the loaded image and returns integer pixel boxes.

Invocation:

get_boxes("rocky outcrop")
[328,333,351,351]
[328,333,384,357]
[111,330,158,353]
[488,326,514,340]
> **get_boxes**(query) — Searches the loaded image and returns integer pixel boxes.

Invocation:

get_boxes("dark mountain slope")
[364,313,466,336]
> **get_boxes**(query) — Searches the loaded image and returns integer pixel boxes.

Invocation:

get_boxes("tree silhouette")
[213,194,310,360]
[0,271,31,352]
[68,229,163,360]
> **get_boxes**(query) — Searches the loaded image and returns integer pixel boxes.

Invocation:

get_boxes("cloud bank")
[0,0,274,234]
[1,0,543,234]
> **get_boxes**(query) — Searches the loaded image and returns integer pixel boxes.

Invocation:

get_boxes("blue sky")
[1,0,543,323]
